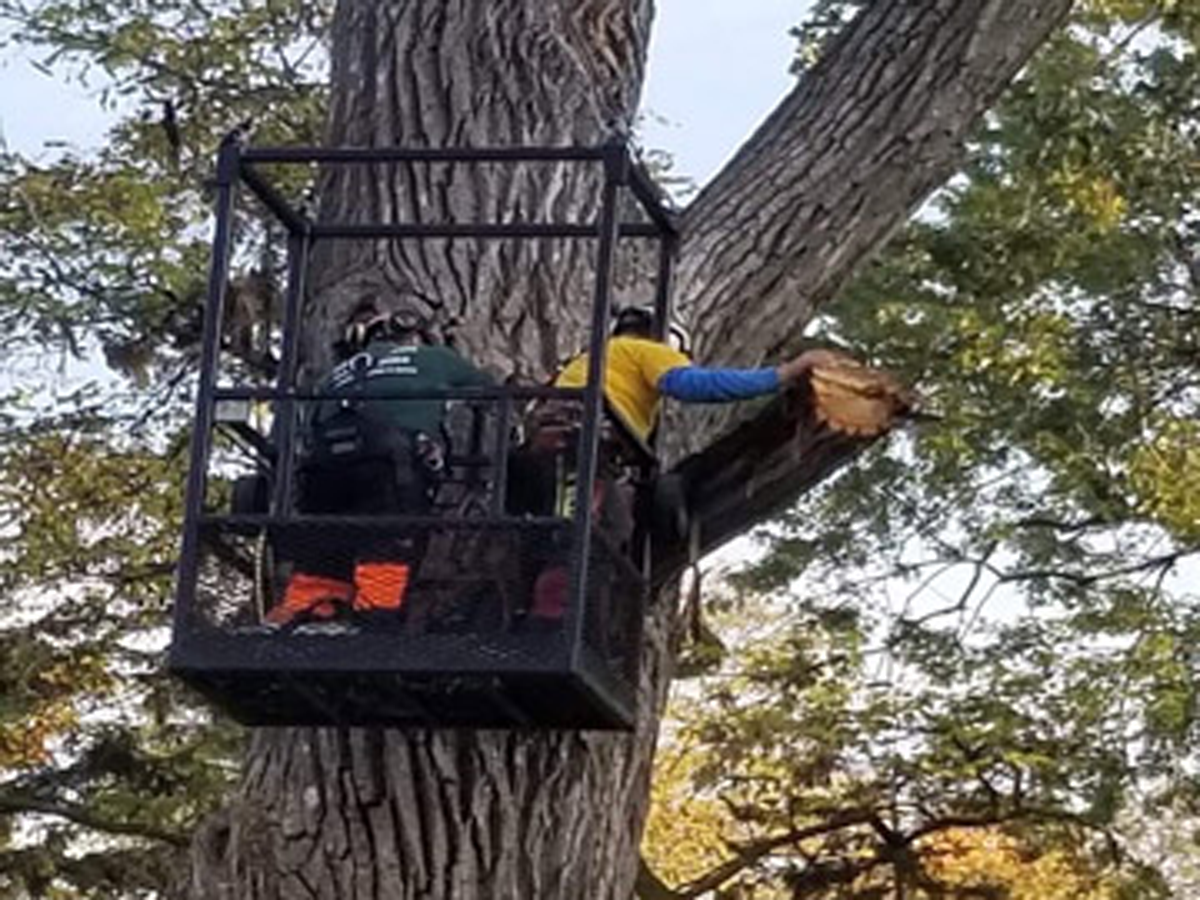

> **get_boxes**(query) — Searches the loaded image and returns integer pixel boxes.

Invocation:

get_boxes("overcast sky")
[641,1,806,184]
[0,1,809,184]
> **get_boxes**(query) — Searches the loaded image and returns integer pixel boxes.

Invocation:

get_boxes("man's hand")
[775,348,849,385]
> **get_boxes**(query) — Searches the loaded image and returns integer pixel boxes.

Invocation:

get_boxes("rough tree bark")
[190,1,1073,898]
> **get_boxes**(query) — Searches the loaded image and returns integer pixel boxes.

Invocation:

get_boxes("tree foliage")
[0,1,327,895]
[640,0,1200,896]
[0,0,1198,897]
[0,0,328,376]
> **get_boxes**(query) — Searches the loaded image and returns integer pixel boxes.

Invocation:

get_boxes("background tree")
[0,2,331,894]
[638,0,1200,895]
[21,0,1200,897]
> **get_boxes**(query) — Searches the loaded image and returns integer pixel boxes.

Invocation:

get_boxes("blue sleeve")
[657,366,780,402]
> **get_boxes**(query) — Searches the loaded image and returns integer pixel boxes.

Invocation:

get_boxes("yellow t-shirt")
[554,336,692,440]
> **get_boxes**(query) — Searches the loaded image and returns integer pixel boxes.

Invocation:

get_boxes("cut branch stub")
[809,357,918,438]
[654,361,914,586]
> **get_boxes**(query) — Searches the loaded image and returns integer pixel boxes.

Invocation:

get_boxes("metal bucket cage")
[170,140,677,730]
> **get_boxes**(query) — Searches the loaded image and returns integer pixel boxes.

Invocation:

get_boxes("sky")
[640,1,806,185]
[0,2,810,185]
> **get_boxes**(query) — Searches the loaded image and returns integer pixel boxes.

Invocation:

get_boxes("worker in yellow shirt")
[556,305,835,441]
[513,305,837,625]
[554,309,691,443]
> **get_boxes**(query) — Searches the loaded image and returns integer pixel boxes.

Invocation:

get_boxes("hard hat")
[612,305,691,354]
[343,307,433,351]
[612,305,655,335]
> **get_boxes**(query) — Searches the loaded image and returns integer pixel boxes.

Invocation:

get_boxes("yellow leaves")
[1049,167,1127,232]
[0,647,114,770]
[642,742,732,888]
[1129,418,1200,540]
[920,827,1118,899]
[36,653,113,697]
[1079,0,1161,22]
[0,704,77,769]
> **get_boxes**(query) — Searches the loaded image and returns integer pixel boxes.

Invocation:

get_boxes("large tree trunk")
[190,1,1072,898]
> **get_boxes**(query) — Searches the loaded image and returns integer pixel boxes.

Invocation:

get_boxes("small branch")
[904,803,1111,847]
[1101,13,1161,65]
[900,543,996,628]
[0,796,189,848]
[896,561,960,622]
[1011,515,1110,534]
[112,561,177,587]
[635,858,682,900]
[784,856,889,896]
[991,549,1193,589]
[671,809,877,899]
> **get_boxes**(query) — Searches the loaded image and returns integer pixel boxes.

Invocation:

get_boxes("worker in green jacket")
[267,303,493,625]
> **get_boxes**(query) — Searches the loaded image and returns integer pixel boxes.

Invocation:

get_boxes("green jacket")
[317,340,493,436]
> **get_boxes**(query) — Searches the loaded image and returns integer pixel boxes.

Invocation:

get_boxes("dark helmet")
[343,307,433,352]
[612,305,655,337]
[612,305,691,354]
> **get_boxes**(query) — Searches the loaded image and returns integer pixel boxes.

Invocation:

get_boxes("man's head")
[612,305,655,340]
[343,303,432,352]
[612,305,691,354]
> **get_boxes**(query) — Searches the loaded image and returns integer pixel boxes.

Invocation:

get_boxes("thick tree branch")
[635,857,681,900]
[646,802,1119,900]
[904,804,1120,859]
[671,0,1073,453]
[680,0,1075,353]
[671,809,878,899]
[655,386,881,585]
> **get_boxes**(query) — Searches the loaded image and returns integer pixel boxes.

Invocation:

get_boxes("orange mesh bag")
[353,562,411,612]
[266,573,353,624]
